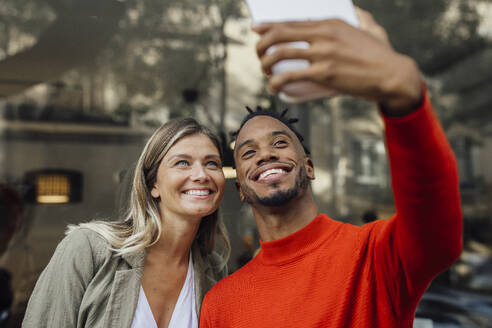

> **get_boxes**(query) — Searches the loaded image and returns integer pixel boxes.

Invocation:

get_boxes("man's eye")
[274,140,287,147]
[242,149,255,158]
[175,160,189,167]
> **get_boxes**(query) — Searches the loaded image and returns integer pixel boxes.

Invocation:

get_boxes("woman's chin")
[184,207,216,219]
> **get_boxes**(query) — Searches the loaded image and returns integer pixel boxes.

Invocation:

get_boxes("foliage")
[0,0,244,127]
[95,0,244,121]
[0,0,54,59]
[355,0,486,75]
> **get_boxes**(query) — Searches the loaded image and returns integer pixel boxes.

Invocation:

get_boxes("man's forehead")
[236,115,294,141]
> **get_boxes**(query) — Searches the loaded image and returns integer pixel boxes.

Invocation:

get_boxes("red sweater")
[200,93,463,328]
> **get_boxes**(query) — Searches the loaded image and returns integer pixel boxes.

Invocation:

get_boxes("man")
[200,8,462,328]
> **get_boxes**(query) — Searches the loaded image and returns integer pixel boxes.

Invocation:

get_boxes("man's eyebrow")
[271,130,293,140]
[235,139,254,154]
[235,130,293,154]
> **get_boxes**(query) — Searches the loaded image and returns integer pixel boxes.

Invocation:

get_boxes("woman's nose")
[190,164,209,182]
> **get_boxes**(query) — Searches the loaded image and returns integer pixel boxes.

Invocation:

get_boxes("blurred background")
[0,0,491,327]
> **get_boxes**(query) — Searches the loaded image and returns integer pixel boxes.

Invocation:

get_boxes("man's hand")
[253,7,422,116]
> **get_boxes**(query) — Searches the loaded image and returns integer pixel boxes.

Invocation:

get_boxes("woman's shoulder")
[60,227,115,264]
[65,226,109,247]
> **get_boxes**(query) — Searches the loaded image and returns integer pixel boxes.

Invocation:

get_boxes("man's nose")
[190,163,209,182]
[256,147,279,166]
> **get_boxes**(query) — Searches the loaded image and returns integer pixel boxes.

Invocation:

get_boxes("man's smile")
[251,162,294,183]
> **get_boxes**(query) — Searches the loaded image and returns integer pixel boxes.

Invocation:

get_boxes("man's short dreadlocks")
[231,106,311,156]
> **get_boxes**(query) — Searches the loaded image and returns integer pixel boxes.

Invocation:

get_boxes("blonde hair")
[68,118,230,264]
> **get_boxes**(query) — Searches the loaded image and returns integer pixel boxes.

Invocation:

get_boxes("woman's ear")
[305,157,315,180]
[151,185,160,199]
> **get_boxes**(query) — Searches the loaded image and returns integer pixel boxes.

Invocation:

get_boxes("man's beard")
[239,165,309,207]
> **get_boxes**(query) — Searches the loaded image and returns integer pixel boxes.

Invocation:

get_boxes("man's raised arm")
[253,5,463,295]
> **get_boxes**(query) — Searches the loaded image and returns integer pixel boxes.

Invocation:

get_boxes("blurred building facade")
[1,0,492,326]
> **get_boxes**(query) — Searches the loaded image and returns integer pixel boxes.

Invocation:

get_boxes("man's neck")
[252,190,318,242]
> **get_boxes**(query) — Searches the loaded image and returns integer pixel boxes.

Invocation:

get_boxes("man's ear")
[235,180,246,202]
[304,157,315,180]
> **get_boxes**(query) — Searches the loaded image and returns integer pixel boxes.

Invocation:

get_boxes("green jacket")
[22,228,227,328]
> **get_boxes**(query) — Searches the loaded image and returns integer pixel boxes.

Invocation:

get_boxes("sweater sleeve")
[22,229,96,328]
[380,87,463,301]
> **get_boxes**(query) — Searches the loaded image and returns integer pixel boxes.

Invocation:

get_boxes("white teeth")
[185,189,211,196]
[259,168,285,180]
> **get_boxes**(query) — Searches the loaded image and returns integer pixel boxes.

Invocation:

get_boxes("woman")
[23,118,230,328]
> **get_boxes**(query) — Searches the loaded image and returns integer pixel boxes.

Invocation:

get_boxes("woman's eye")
[206,161,221,168]
[175,160,189,167]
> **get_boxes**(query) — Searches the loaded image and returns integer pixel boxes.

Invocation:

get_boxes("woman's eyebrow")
[168,154,192,161]
[168,154,221,161]
[204,154,221,160]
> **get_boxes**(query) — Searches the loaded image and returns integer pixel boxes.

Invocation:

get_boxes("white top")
[131,254,197,328]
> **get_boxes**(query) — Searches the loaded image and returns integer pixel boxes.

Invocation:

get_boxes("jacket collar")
[122,249,146,268]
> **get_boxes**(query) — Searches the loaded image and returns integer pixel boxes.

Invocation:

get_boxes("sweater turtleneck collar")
[257,214,341,265]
